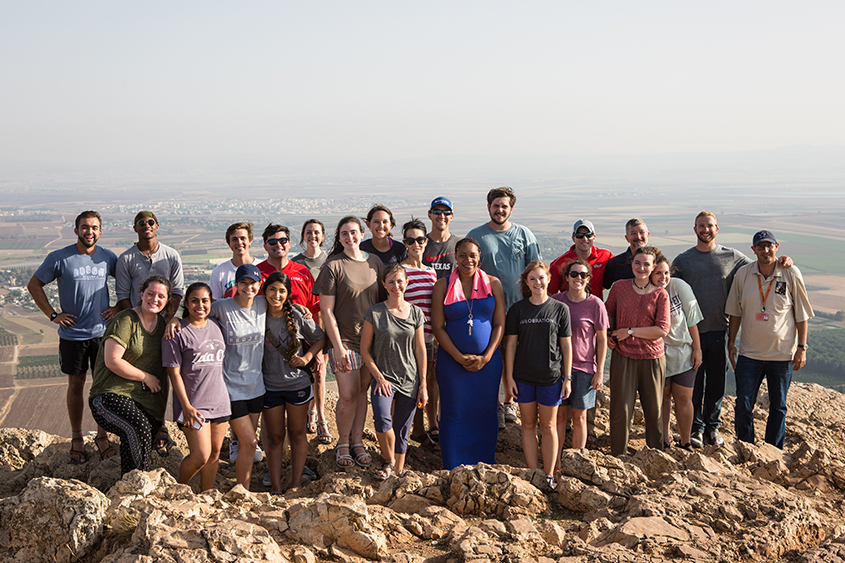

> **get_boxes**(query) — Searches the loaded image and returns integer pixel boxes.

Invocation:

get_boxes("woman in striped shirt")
[400,218,440,451]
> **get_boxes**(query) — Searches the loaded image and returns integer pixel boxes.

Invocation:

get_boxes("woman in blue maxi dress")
[431,238,505,470]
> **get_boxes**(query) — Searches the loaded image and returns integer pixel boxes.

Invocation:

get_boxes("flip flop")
[69,437,87,464]
[95,436,116,461]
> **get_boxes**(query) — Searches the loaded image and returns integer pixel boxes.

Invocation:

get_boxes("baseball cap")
[235,263,262,284]
[430,197,453,211]
[572,219,596,236]
[133,210,159,225]
[752,230,778,246]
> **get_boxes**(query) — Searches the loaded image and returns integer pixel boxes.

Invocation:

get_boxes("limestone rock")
[446,463,549,518]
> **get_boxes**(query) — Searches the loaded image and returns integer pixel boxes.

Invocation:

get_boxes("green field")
[0,327,19,347]
[0,240,45,250]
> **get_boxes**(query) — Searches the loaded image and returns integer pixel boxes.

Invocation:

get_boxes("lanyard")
[757,275,774,312]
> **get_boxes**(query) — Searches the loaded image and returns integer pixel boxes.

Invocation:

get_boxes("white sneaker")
[229,440,264,463]
[253,445,264,462]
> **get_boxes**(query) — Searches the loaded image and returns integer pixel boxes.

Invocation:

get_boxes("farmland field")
[0,379,96,434]
[16,355,62,379]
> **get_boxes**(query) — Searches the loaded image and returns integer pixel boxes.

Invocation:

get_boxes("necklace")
[633,279,650,290]
[466,298,474,336]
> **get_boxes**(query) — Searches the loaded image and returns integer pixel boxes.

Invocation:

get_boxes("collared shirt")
[725,262,813,361]
[548,244,614,299]
[116,242,185,306]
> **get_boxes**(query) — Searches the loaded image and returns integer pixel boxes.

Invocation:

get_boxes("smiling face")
[455,241,480,278]
[752,241,779,266]
[264,231,290,261]
[694,215,719,245]
[631,252,656,281]
[487,197,513,226]
[185,287,212,322]
[625,223,649,251]
[303,223,324,249]
[526,267,549,297]
[651,261,671,288]
[382,270,408,298]
[428,205,453,231]
[366,210,393,240]
[75,216,102,249]
[403,227,427,259]
[567,263,591,293]
[134,217,159,241]
[264,281,288,310]
[141,282,169,315]
[236,277,260,300]
[228,229,251,256]
[339,221,363,251]
[572,226,595,254]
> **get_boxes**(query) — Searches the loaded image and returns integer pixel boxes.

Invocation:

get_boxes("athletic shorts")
[515,380,563,407]
[561,371,597,410]
[328,348,362,373]
[59,337,101,376]
[263,385,314,409]
[177,414,230,430]
[230,395,264,420]
[665,367,696,388]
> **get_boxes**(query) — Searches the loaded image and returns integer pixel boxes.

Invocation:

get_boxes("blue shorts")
[263,385,314,409]
[560,371,596,410]
[515,380,563,407]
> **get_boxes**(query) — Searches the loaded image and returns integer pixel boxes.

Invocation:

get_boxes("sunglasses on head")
[568,271,590,279]
[404,236,427,246]
[266,237,289,246]
[430,209,453,216]
[573,232,594,239]
[136,219,156,227]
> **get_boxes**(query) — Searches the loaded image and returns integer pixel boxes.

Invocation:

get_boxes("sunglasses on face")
[573,232,594,239]
[430,209,453,216]
[266,237,289,246]
[136,219,156,227]
[568,271,590,279]
[404,236,427,246]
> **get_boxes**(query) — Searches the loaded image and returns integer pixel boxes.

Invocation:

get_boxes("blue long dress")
[436,294,502,470]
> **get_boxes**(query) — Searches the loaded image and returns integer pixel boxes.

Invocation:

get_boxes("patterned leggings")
[90,393,162,476]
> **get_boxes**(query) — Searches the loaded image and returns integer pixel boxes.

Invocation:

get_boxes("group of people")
[28,189,814,492]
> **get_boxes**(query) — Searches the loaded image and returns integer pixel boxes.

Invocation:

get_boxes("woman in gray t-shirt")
[361,264,427,480]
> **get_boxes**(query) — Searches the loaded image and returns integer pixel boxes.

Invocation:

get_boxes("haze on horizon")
[2,1,845,185]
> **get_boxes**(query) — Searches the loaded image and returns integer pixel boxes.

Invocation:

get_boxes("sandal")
[374,462,394,481]
[427,427,439,443]
[306,410,318,434]
[316,420,333,445]
[351,442,372,467]
[412,432,440,452]
[586,433,598,444]
[546,474,556,488]
[69,436,87,464]
[95,436,116,461]
[335,443,354,468]
[154,426,174,456]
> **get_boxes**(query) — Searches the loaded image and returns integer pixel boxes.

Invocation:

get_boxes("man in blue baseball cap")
[424,196,458,279]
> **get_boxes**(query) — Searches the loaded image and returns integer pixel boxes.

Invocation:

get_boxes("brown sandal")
[69,437,87,464]
[95,436,116,461]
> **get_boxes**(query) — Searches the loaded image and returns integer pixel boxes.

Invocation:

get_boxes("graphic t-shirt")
[209,296,267,401]
[505,297,572,386]
[423,234,458,279]
[263,308,325,392]
[210,257,258,300]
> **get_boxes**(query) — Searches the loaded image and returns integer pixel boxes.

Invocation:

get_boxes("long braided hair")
[263,271,300,362]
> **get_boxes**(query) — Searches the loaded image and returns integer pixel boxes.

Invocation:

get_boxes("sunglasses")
[136,219,156,227]
[573,232,594,239]
[568,271,590,279]
[266,237,289,246]
[430,209,453,216]
[404,236,427,246]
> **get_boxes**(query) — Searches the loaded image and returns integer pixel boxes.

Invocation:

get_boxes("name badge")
[756,313,769,322]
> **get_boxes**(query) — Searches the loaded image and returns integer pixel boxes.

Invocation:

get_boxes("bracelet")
[564,375,573,381]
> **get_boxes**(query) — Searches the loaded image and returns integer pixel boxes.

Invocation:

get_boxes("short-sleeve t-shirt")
[466,223,540,309]
[292,252,328,280]
[209,296,267,401]
[262,308,325,392]
[664,278,704,376]
[505,297,572,386]
[89,309,167,420]
[116,242,185,305]
[210,257,259,300]
[605,280,670,360]
[360,238,406,265]
[402,265,437,342]
[364,302,425,398]
[256,259,320,317]
[553,293,609,375]
[161,318,231,422]
[312,252,384,354]
[34,244,117,340]
[423,234,458,279]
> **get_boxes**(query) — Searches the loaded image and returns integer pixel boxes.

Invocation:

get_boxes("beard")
[696,231,715,244]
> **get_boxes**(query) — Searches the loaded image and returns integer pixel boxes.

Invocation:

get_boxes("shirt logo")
[775,281,787,295]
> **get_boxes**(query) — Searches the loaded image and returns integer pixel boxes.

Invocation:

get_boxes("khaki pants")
[609,351,665,456]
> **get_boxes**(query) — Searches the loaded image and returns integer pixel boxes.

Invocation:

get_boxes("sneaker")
[254,445,264,462]
[708,429,724,446]
[690,432,704,449]
[497,404,506,430]
[302,467,317,481]
[263,469,272,488]
[503,402,518,423]
[229,441,265,463]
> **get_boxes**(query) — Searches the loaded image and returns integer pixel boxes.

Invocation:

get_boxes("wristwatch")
[50,312,59,321]
[627,328,634,337]
[564,375,573,381]
[797,344,809,351]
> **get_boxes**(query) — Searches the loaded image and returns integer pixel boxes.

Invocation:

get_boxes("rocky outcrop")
[2,382,845,562]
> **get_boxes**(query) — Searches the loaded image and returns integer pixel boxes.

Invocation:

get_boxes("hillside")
[2,383,845,562]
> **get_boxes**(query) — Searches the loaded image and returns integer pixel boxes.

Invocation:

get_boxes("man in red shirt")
[548,219,614,299]
[256,224,320,319]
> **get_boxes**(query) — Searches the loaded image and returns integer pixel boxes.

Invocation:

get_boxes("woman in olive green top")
[89,275,171,475]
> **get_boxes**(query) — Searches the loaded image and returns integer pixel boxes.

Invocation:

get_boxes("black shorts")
[230,396,265,420]
[176,414,231,430]
[263,385,314,409]
[59,337,101,376]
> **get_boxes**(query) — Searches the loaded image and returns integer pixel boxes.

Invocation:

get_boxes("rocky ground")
[2,382,845,562]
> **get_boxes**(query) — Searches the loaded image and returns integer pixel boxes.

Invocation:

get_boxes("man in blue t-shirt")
[467,186,540,427]
[27,211,119,464]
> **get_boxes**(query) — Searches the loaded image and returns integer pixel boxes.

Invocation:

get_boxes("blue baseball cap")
[430,196,453,211]
[235,263,262,283]
[752,230,777,246]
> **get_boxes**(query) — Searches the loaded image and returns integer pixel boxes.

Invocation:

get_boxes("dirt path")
[0,344,20,426]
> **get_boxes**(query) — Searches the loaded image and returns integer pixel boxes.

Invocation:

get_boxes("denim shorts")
[515,380,563,407]
[560,371,596,410]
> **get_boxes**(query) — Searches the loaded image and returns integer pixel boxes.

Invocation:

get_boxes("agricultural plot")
[0,347,15,362]
[1,379,98,434]
[16,355,62,379]
[0,318,42,345]
[0,328,18,347]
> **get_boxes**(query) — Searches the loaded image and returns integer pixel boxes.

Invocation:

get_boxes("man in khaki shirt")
[726,230,813,449]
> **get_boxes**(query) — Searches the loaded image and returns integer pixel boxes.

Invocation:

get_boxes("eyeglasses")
[568,271,590,279]
[404,236,427,246]
[573,232,594,239]
[136,219,156,227]
[430,209,453,216]
[266,237,289,246]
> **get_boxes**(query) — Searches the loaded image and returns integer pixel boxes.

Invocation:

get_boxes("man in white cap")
[548,219,613,298]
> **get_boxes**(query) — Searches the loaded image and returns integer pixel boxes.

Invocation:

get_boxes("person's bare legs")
[313,357,328,425]
[179,422,212,485]
[519,401,540,469]
[350,367,371,463]
[553,404,570,474]
[286,402,309,488]
[662,385,674,445]
[68,372,108,458]
[262,406,286,492]
[334,368,360,463]
[672,383,694,446]
[538,403,559,477]
[230,413,260,489]
[571,407,589,449]
[200,422,227,491]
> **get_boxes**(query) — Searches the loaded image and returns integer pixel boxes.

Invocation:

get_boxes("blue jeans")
[692,330,727,434]
[733,355,793,449]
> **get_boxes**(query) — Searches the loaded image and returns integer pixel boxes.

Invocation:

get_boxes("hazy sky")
[2,1,844,170]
